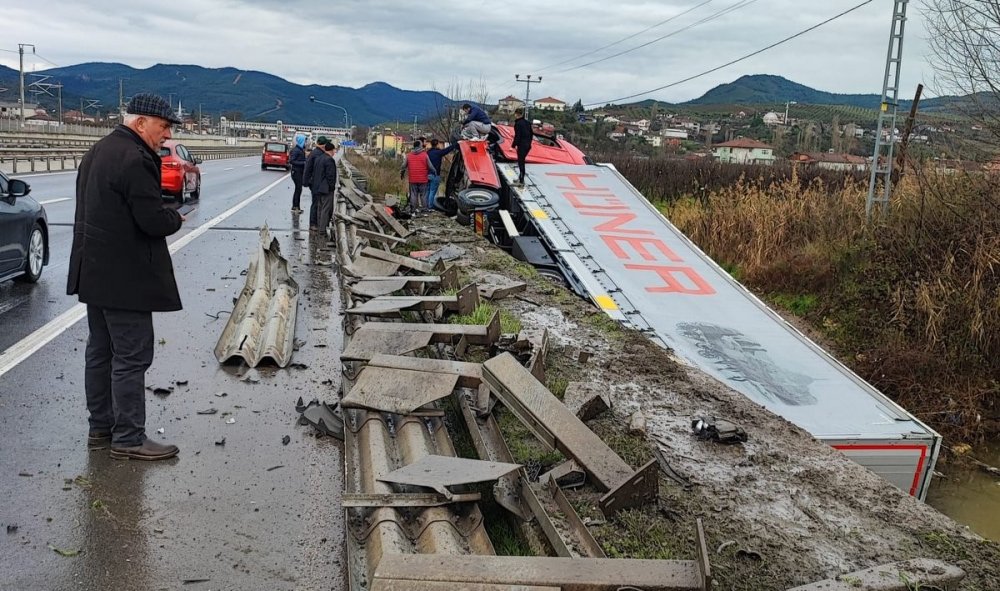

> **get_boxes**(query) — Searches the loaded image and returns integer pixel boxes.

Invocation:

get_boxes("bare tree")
[923,0,1000,139]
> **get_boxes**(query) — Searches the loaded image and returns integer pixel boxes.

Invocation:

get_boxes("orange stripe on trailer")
[831,444,928,496]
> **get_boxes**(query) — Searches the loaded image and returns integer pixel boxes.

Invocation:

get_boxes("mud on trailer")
[441,126,941,499]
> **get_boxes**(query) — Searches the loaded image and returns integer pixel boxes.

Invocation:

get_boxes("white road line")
[243,165,250,167]
[0,174,289,379]
[39,198,73,205]
[224,167,234,171]
[12,170,77,178]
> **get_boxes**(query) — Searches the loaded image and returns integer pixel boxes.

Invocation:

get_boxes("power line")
[33,53,59,67]
[537,0,713,73]
[584,0,875,107]
[558,0,760,74]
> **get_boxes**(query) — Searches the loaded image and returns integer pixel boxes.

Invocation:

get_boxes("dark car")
[0,171,49,283]
[159,140,202,203]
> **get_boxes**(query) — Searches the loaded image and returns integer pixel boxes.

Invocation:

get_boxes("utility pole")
[118,78,125,116]
[866,0,909,220]
[515,74,541,117]
[412,114,417,136]
[18,43,36,127]
[891,84,923,190]
[55,83,62,126]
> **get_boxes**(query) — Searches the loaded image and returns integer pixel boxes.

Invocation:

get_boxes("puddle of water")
[926,443,1000,541]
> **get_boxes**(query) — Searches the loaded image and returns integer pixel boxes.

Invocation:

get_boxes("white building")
[646,135,663,147]
[533,97,567,112]
[662,128,689,140]
[762,112,782,126]
[499,95,525,113]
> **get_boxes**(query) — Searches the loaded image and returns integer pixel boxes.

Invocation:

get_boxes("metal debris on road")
[377,455,521,499]
[196,408,218,415]
[341,366,459,415]
[225,417,236,424]
[282,435,290,445]
[214,438,226,446]
[214,226,300,368]
[214,391,227,397]
[266,465,284,472]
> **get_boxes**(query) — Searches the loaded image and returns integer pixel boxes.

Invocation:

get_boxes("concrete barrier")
[1,147,261,175]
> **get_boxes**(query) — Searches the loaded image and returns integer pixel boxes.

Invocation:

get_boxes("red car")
[261,142,290,170]
[159,140,202,203]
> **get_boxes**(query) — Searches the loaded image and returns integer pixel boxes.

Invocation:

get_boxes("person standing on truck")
[426,138,457,211]
[289,134,307,213]
[512,107,532,187]
[68,92,186,461]
[400,139,436,213]
[460,103,492,139]
[303,135,329,231]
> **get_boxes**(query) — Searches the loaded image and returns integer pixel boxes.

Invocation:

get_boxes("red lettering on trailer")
[563,192,626,210]
[624,264,716,295]
[548,172,600,189]
[603,236,684,262]
[580,211,653,235]
[545,170,716,295]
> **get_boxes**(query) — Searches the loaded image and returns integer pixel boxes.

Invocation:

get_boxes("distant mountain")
[0,62,451,126]
[684,74,963,112]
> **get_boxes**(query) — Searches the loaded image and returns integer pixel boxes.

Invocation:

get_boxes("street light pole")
[309,95,351,132]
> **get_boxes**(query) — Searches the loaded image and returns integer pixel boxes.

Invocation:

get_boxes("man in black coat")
[302,135,330,231]
[512,107,533,186]
[310,141,338,234]
[288,133,307,213]
[68,92,186,461]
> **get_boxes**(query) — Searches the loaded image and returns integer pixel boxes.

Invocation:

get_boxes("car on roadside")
[0,171,49,284]
[160,139,202,204]
[261,141,290,171]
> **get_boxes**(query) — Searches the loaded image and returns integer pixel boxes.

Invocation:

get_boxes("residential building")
[635,119,651,132]
[533,97,567,112]
[661,128,689,140]
[646,135,663,147]
[790,151,868,172]
[762,112,782,126]
[499,95,525,113]
[712,138,776,165]
[0,101,40,119]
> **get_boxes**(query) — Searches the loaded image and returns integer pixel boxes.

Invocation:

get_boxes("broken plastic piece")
[282,435,291,445]
[691,417,748,444]
[196,408,218,415]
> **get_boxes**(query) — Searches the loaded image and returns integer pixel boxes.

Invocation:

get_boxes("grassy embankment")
[609,156,999,446]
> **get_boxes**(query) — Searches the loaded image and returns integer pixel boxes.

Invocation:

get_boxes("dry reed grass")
[615,156,999,443]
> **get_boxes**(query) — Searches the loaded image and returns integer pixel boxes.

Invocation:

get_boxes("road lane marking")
[0,173,290,379]
[39,198,73,205]
[243,165,250,167]
[12,170,77,178]
[224,167,234,171]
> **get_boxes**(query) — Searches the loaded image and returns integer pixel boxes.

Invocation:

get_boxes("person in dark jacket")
[289,133,307,213]
[460,103,492,139]
[303,135,330,230]
[512,107,533,186]
[426,139,457,210]
[68,92,185,461]
[311,140,338,234]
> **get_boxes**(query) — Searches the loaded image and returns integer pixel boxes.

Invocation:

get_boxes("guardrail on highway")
[0,146,262,175]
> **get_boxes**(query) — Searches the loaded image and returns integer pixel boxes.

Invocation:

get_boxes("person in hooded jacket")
[289,133,307,213]
[460,103,492,139]
[303,136,330,230]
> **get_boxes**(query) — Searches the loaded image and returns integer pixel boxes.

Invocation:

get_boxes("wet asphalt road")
[0,157,347,590]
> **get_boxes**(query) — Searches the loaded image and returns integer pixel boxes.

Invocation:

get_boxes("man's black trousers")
[85,306,155,447]
[291,167,304,209]
[517,147,530,182]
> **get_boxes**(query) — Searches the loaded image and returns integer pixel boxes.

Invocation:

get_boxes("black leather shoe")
[88,431,112,450]
[110,439,179,461]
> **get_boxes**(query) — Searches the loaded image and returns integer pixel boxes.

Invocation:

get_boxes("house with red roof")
[711,137,776,165]
[533,97,567,112]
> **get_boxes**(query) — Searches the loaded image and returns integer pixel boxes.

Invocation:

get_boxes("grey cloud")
[4,0,932,107]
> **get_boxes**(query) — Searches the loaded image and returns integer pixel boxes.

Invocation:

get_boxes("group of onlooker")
[289,134,338,232]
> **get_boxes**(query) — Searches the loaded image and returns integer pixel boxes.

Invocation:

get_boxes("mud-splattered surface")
[411,212,1000,591]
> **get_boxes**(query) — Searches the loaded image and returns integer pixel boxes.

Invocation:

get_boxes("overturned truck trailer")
[491,160,940,499]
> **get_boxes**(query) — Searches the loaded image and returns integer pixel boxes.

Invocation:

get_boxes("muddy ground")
[402,211,1000,591]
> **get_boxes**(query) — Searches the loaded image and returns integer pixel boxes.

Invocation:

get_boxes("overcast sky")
[3,0,938,106]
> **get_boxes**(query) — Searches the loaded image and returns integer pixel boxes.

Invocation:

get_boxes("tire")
[261,164,267,170]
[191,177,201,200]
[457,187,499,214]
[456,209,471,226]
[14,224,45,283]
